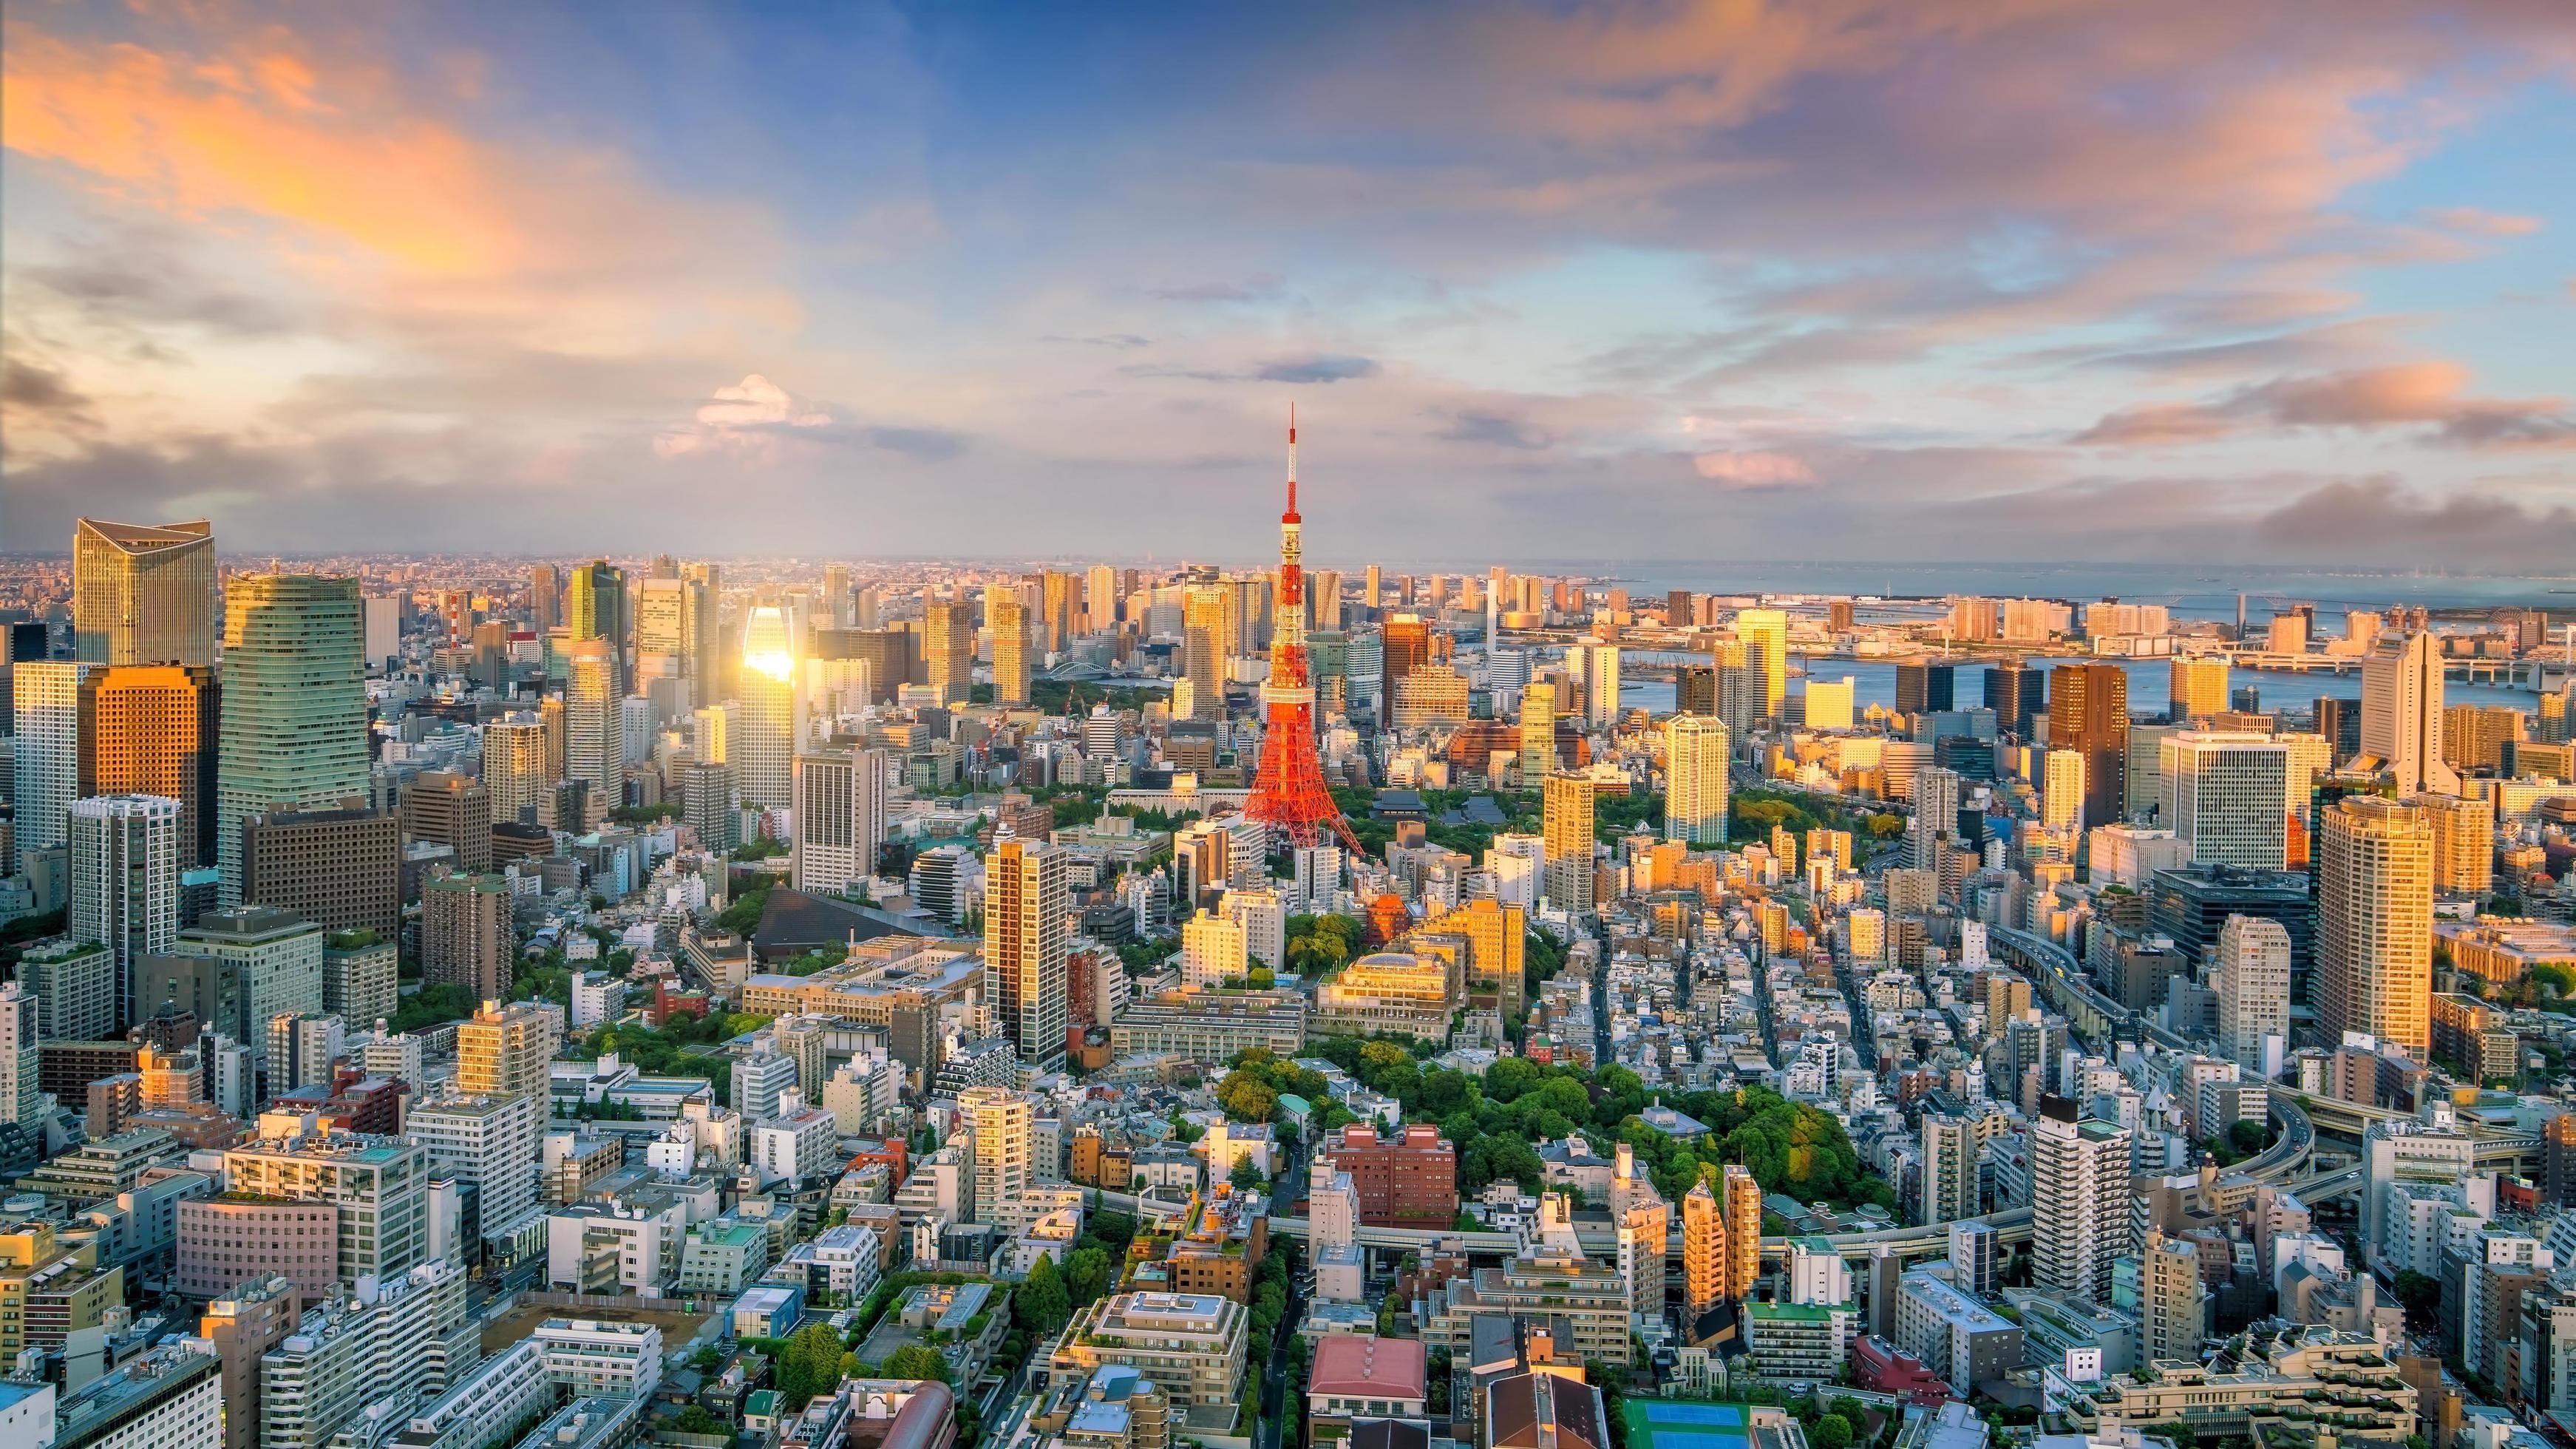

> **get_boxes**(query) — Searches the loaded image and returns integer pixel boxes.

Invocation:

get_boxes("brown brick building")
[1321,1122,1458,1227]
[240,808,400,940]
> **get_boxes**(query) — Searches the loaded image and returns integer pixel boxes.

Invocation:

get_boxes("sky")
[3,0,2574,567]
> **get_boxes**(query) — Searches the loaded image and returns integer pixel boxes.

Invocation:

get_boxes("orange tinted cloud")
[1,21,789,348]
[2074,362,2576,449]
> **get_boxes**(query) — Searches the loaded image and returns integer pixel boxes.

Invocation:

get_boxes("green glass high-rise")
[567,560,628,693]
[216,574,369,906]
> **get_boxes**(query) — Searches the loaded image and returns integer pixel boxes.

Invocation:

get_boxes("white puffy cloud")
[653,374,835,458]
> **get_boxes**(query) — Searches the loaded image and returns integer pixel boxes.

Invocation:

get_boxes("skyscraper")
[1895,661,1954,716]
[2041,749,2085,829]
[1542,774,1594,914]
[2169,656,2230,722]
[11,660,92,850]
[1182,586,1229,722]
[72,518,215,668]
[0,985,37,1124]
[735,607,797,809]
[1719,1164,1762,1301]
[924,600,974,705]
[1519,681,1558,784]
[2213,914,2291,1073]
[1982,660,2043,738]
[985,835,1069,1068]
[482,713,549,826]
[792,749,890,896]
[990,596,1030,706]
[959,1085,1033,1226]
[2360,632,2461,795]
[1919,1111,1979,1226]
[2032,1094,2131,1306]
[2047,662,2129,827]
[1665,715,1730,846]
[1577,645,1621,727]
[528,563,561,632]
[566,560,628,693]
[68,794,180,1031]
[1734,608,1787,722]
[2159,731,2290,869]
[633,577,687,682]
[563,639,622,829]
[2316,795,2433,1055]
[422,873,514,1000]
[1380,613,1430,729]
[215,575,367,908]
[2140,1231,2206,1366]
[1681,1178,1722,1315]
[1041,569,1077,656]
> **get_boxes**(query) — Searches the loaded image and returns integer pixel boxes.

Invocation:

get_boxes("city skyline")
[4,4,2573,563]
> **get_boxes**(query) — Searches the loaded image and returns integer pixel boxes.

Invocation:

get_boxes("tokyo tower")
[1243,407,1367,855]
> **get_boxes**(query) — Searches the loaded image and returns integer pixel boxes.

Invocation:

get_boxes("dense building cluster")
[0,475,2571,1449]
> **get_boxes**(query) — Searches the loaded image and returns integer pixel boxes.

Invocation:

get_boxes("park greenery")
[717,884,769,935]
[1286,914,1366,976]
[388,981,477,1034]
[1223,1039,1889,1210]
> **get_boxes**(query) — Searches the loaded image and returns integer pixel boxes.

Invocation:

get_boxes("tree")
[1811,1416,1855,1449]
[1216,1070,1279,1124]
[674,1406,722,1434]
[777,1322,849,1410]
[2393,1269,2441,1329]
[1064,1245,1112,1306]
[880,1343,953,1384]
[1230,1156,1267,1194]
[1016,1254,1073,1333]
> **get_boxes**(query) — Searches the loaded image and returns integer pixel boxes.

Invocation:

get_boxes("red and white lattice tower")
[1243,407,1367,855]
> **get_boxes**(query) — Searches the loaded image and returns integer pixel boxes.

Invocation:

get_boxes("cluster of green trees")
[1616,1085,1892,1211]
[716,884,769,935]
[1242,1038,1886,1211]
[1245,1236,1296,1357]
[1285,914,1365,976]
[388,981,477,1034]
[1591,790,1665,842]
[767,1323,854,1411]
[588,1009,767,1102]
[735,835,792,861]
[1730,785,1905,844]
[1115,935,1178,975]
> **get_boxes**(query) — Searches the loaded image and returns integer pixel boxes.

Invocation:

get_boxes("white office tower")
[1488,835,1543,909]
[68,793,181,1026]
[10,661,91,850]
[1291,845,1344,914]
[2032,1094,2132,1306]
[563,639,623,824]
[0,985,37,1124]
[1947,1221,2000,1299]
[2042,750,2085,829]
[258,1260,472,1449]
[1081,703,1122,761]
[1664,715,1730,846]
[1222,887,1287,969]
[1907,766,1962,869]
[634,578,687,679]
[1789,1235,1855,1306]
[408,1092,547,1254]
[2213,915,2292,1076]
[2360,632,2462,795]
[1309,1156,1365,1303]
[1917,1110,1978,1226]
[735,607,798,810]
[2362,1107,2480,1266]
[1181,909,1248,988]
[792,747,891,897]
[1575,644,1622,727]
[733,1048,798,1122]
[959,1086,1033,1225]
[2160,732,2290,869]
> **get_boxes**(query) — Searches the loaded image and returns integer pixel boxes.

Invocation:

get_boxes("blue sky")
[3,1,2571,566]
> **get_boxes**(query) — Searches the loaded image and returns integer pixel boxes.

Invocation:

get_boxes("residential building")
[224,1132,431,1286]
[1050,1292,1249,1408]
[421,873,514,1000]
[2032,1095,2131,1306]
[986,835,1070,1068]
[2316,796,2434,1055]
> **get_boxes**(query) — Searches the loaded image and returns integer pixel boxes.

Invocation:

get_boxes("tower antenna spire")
[1286,402,1298,518]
